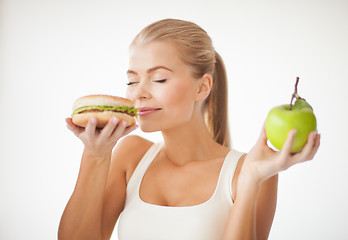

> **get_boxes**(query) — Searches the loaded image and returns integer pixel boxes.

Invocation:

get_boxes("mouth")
[138,107,162,117]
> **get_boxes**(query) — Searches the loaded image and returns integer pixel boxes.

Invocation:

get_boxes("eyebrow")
[127,66,173,75]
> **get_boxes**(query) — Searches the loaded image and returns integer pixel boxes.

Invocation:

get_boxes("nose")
[128,81,151,101]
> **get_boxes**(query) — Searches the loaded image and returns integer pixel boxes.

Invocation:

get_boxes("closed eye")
[126,82,139,86]
[153,79,167,83]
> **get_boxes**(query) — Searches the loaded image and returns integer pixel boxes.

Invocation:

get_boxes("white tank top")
[117,142,244,240]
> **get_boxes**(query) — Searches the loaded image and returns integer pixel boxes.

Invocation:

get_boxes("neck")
[160,114,229,166]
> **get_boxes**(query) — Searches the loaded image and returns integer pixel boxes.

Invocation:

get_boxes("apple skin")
[265,101,317,153]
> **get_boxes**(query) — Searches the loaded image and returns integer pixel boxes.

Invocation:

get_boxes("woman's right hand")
[66,117,138,160]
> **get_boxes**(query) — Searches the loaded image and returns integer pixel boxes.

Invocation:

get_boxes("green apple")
[265,77,317,153]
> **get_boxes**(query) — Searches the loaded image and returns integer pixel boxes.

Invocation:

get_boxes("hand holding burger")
[67,94,138,160]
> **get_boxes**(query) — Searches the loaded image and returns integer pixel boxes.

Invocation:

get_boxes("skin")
[58,41,321,240]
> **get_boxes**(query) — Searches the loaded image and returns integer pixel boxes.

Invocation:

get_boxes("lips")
[138,107,162,117]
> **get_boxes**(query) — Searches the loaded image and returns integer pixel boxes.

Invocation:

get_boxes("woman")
[58,19,320,240]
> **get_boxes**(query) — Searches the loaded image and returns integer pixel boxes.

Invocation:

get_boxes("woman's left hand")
[239,123,321,185]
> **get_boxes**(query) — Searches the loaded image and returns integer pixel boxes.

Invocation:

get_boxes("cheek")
[125,87,136,102]
[160,82,196,114]
[125,89,131,100]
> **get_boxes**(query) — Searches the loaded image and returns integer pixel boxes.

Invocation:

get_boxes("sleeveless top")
[117,142,244,240]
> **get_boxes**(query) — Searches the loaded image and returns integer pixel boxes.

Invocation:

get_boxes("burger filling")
[72,105,139,117]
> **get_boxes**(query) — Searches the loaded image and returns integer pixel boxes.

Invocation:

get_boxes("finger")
[66,118,84,137]
[66,118,75,131]
[121,123,138,137]
[85,117,97,137]
[100,117,120,139]
[305,133,321,160]
[290,131,317,165]
[280,129,297,157]
[297,131,317,159]
[257,122,268,146]
[110,120,128,139]
[313,133,321,154]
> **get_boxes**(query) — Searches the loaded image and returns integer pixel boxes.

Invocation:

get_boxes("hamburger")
[71,95,138,128]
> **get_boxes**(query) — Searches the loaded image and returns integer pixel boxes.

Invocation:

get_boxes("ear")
[195,73,212,102]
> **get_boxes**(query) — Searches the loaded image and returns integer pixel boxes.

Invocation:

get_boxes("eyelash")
[154,79,167,83]
[126,82,137,86]
[126,79,167,85]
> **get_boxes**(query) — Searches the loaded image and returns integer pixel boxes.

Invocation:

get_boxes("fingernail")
[90,117,96,124]
[112,117,118,124]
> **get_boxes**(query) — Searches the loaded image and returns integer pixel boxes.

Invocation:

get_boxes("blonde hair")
[131,19,231,148]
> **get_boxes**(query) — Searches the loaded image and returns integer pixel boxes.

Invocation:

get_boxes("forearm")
[58,149,111,240]
[223,177,260,240]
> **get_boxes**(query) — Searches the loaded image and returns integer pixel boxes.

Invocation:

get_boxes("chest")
[139,157,225,207]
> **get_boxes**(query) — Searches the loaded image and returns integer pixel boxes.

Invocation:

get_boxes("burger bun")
[71,95,137,128]
[72,111,136,128]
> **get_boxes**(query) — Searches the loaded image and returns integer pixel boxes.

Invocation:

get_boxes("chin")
[139,125,161,133]
[137,114,191,133]
[137,120,161,133]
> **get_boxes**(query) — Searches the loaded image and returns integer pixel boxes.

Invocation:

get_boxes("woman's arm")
[224,125,320,240]
[58,117,137,240]
[101,135,153,239]
[225,174,278,240]
[255,175,278,239]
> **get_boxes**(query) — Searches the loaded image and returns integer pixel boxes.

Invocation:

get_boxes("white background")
[1,0,347,239]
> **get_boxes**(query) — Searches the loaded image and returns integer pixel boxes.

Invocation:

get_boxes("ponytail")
[204,52,231,148]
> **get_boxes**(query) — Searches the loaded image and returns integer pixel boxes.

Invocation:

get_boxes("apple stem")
[289,77,301,110]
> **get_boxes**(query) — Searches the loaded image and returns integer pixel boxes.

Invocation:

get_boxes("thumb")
[66,118,84,137]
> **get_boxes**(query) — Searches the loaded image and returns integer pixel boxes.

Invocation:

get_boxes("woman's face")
[126,41,200,132]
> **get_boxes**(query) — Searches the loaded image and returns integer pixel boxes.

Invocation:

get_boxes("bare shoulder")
[111,135,154,183]
[114,134,153,154]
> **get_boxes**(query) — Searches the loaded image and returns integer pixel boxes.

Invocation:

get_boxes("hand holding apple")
[265,77,317,153]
